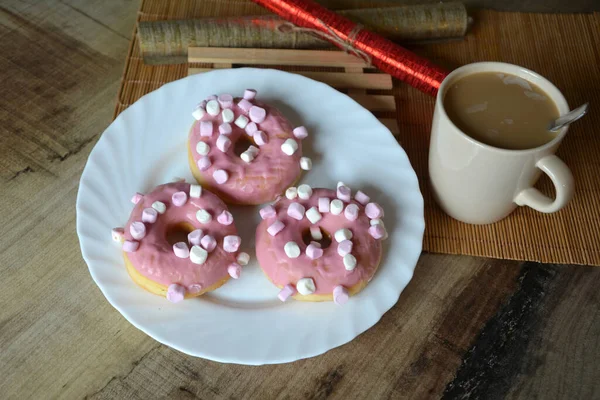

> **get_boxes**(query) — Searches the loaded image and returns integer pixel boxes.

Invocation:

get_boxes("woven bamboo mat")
[115,0,600,266]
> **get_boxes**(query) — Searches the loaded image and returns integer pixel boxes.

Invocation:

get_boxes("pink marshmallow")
[228,263,242,279]
[310,225,322,240]
[200,234,217,252]
[260,205,276,219]
[365,202,384,219]
[216,135,231,152]
[306,243,324,260]
[249,106,266,123]
[254,131,268,146]
[245,122,258,136]
[188,229,203,246]
[310,241,322,248]
[207,94,217,101]
[219,122,232,135]
[172,191,188,207]
[333,285,349,306]
[238,98,253,112]
[131,192,143,204]
[243,89,257,100]
[213,169,229,184]
[197,156,211,171]
[188,283,203,294]
[200,121,213,136]
[318,197,330,213]
[369,224,385,239]
[142,208,158,223]
[167,284,186,303]
[287,202,305,221]
[354,190,370,205]
[223,235,241,253]
[337,240,353,256]
[278,284,296,302]
[337,185,351,202]
[122,240,139,252]
[218,93,233,108]
[173,242,190,258]
[217,210,234,225]
[130,221,146,240]
[199,100,207,109]
[267,220,285,236]
[344,204,359,221]
[293,126,308,140]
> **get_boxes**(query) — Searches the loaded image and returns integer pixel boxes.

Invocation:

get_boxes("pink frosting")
[123,182,238,289]
[189,97,302,204]
[255,188,383,295]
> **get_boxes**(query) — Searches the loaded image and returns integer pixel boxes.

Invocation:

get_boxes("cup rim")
[437,62,570,154]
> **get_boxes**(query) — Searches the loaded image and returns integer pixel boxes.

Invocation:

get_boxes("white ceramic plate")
[77,68,424,365]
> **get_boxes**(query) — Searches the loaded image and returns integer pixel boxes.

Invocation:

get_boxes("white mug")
[429,62,575,224]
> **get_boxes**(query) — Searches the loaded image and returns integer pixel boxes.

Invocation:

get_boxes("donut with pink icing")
[188,90,309,205]
[113,181,249,303]
[255,183,388,305]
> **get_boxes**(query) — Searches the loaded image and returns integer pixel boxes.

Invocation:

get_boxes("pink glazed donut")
[255,183,388,305]
[114,181,248,303]
[188,90,309,205]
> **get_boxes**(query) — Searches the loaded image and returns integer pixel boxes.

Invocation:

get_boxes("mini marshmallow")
[337,240,353,256]
[243,89,257,100]
[221,109,234,123]
[240,150,256,163]
[306,243,323,260]
[337,184,351,202]
[173,242,190,258]
[188,284,203,294]
[206,99,220,116]
[223,235,242,253]
[234,115,249,129]
[131,192,143,204]
[228,263,242,279]
[369,224,386,240]
[287,202,305,221]
[296,277,316,295]
[253,131,268,146]
[310,241,322,248]
[284,241,301,258]
[285,187,298,199]
[196,141,210,155]
[197,156,211,171]
[199,100,208,108]
[196,209,212,223]
[122,240,139,252]
[293,126,308,140]
[189,184,202,198]
[166,284,186,303]
[310,225,323,241]
[260,205,276,219]
[237,252,250,266]
[142,208,158,223]
[344,204,359,221]
[207,95,217,101]
[172,191,188,207]
[297,184,312,200]
[238,98,253,112]
[111,227,124,242]
[365,202,384,219]
[188,229,203,246]
[249,106,266,123]
[318,197,330,213]
[192,106,205,120]
[330,199,344,215]
[354,190,370,205]
[130,222,146,240]
[201,234,217,252]
[334,228,353,242]
[370,219,388,238]
[278,284,296,302]
[152,201,166,214]
[281,138,298,155]
[306,207,322,224]
[200,121,213,136]
[247,145,259,156]
[216,135,231,152]
[217,210,234,225]
[245,122,258,135]
[300,157,312,170]
[343,254,357,271]
[219,122,232,135]
[190,245,208,265]
[213,169,229,184]
[267,220,285,236]
[218,93,233,108]
[333,285,349,305]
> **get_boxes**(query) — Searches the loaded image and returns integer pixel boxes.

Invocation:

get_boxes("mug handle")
[514,155,574,213]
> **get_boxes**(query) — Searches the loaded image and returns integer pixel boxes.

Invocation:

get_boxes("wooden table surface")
[1,1,599,399]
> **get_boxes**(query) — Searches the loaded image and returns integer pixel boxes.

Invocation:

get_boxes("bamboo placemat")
[115,0,600,266]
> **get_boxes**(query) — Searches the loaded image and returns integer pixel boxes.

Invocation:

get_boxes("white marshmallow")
[240,151,256,163]
[196,209,212,223]
[306,207,322,224]
[236,252,250,266]
[297,184,312,200]
[284,241,301,258]
[285,187,298,199]
[190,184,202,198]
[222,108,234,123]
[343,254,357,271]
[330,199,344,215]
[300,157,312,170]
[111,228,124,242]
[337,181,346,189]
[247,145,259,156]
[196,141,210,156]
[296,278,316,295]
[370,219,389,239]
[206,99,220,116]
[152,201,166,214]
[192,106,205,120]
[234,115,249,129]
[310,226,323,241]
[281,138,298,155]
[334,228,353,242]
[190,245,208,265]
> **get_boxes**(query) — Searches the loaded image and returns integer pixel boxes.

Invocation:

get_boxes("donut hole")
[165,222,195,246]
[233,135,255,158]
[301,227,332,249]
